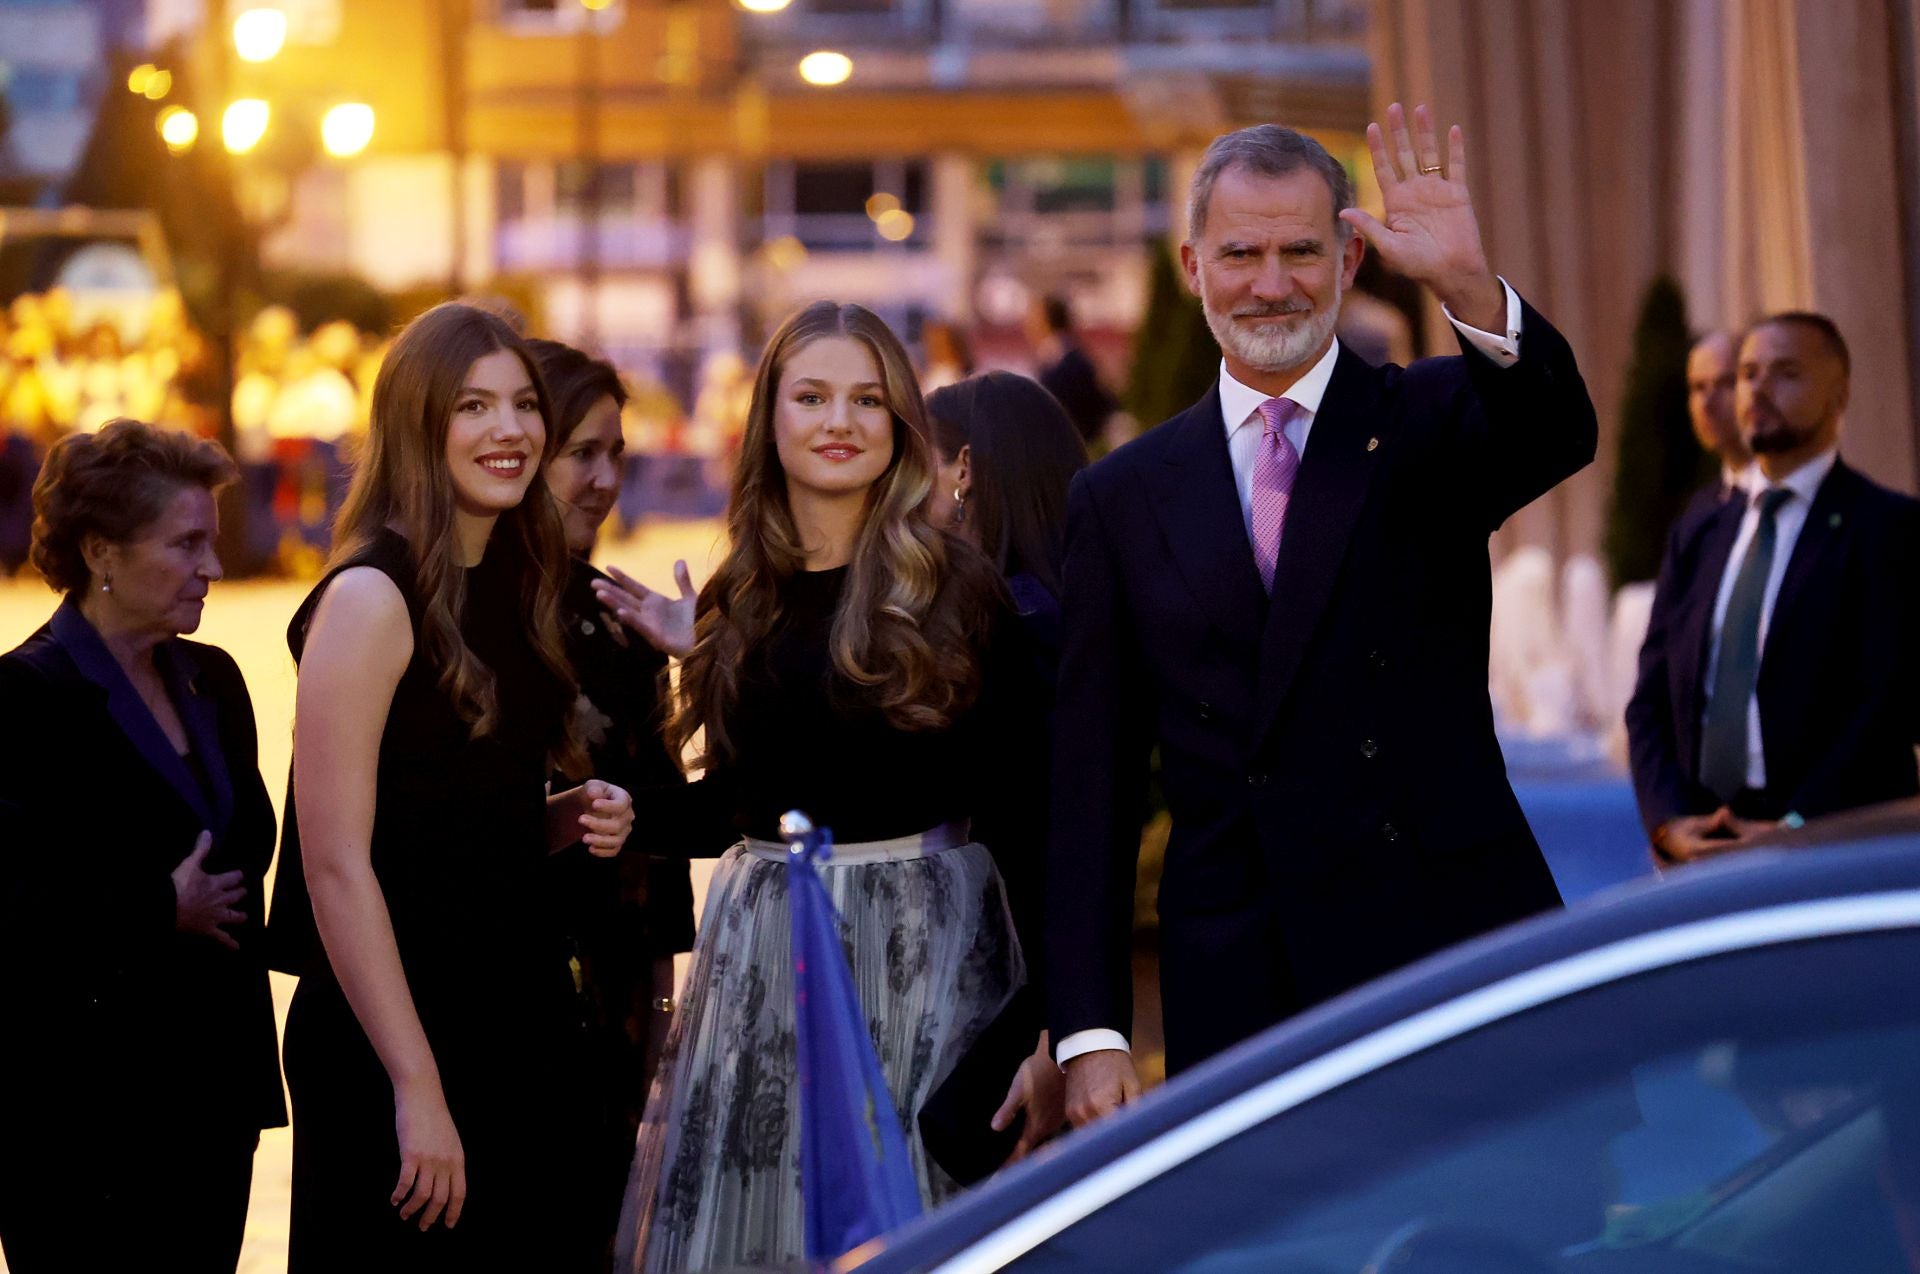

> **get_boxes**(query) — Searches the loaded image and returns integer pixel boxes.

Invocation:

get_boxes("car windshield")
[1011,928,1920,1274]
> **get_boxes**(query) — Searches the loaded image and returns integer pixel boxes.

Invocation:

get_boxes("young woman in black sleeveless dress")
[268,304,634,1271]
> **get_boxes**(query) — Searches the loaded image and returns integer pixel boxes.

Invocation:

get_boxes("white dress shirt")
[1699,447,1838,792]
[1055,281,1528,1070]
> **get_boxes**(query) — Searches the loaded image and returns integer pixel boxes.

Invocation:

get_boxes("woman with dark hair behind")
[0,420,283,1272]
[524,336,703,1252]
[268,303,634,1271]
[915,371,1086,1184]
[925,371,1089,666]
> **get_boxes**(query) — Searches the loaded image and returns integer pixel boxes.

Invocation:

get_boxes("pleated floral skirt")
[615,828,1025,1273]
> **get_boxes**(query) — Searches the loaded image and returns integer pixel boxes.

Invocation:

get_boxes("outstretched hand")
[1339,102,1503,331]
[593,561,697,660]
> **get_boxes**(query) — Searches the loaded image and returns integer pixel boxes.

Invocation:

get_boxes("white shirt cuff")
[1442,276,1523,367]
[1056,1028,1131,1066]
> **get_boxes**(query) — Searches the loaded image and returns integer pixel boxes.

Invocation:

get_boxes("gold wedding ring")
[1418,163,1444,175]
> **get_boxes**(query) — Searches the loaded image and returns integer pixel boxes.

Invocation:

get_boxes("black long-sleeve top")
[641,566,1044,843]
[637,565,1049,974]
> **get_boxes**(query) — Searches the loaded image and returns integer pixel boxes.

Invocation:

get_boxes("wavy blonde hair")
[328,302,584,773]
[672,302,998,765]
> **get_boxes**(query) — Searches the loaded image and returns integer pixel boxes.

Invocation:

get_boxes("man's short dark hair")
[1187,124,1355,243]
[1749,310,1851,377]
[1041,295,1073,335]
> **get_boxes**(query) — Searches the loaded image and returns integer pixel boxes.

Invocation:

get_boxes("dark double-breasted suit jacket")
[1049,299,1597,1074]
[1626,459,1920,838]
[0,601,286,1195]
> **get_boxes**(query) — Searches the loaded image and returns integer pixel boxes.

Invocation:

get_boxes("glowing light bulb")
[875,209,915,242]
[321,103,376,158]
[222,99,271,154]
[798,51,852,87]
[232,8,289,62]
[158,106,199,153]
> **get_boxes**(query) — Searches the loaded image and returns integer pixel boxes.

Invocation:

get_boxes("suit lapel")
[1147,386,1267,654]
[160,642,236,837]
[1252,347,1384,737]
[1760,460,1852,676]
[50,599,216,829]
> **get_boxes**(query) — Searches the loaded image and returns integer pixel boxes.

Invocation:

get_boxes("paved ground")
[0,518,729,1274]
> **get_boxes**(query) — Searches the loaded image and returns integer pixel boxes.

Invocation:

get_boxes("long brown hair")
[672,302,998,764]
[328,302,582,770]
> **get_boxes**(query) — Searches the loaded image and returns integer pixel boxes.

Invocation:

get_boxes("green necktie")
[1698,487,1793,802]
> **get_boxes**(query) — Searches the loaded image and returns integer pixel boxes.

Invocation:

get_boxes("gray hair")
[1187,124,1355,243]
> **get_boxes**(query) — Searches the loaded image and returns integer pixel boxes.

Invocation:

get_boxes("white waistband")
[744,820,972,865]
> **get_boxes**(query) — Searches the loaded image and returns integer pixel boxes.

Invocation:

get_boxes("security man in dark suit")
[1049,105,1597,1124]
[1627,312,1920,863]
[1688,329,1751,503]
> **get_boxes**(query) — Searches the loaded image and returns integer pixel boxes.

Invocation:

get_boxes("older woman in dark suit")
[527,338,702,1252]
[0,419,284,1273]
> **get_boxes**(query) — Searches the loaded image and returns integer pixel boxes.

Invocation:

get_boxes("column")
[931,151,977,322]
[687,155,743,359]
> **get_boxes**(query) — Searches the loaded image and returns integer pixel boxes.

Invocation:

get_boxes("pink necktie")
[1251,397,1303,593]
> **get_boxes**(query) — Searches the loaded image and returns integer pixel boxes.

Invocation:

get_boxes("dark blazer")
[1049,299,1596,1074]
[1626,459,1920,838]
[0,601,286,1144]
[549,559,696,959]
[1040,343,1118,445]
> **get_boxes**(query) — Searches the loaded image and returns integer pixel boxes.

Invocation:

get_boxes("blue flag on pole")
[782,811,925,1263]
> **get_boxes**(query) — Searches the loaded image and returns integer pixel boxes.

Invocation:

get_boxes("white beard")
[1203,284,1343,374]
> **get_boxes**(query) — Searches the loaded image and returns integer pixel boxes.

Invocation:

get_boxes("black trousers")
[0,1123,258,1274]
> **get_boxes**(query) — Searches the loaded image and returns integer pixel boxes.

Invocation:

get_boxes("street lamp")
[128,64,174,99]
[222,99,271,154]
[321,103,376,158]
[157,106,199,153]
[232,8,289,63]
[798,51,852,86]
[875,209,914,241]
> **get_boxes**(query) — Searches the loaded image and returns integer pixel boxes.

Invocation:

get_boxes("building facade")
[227,0,1367,394]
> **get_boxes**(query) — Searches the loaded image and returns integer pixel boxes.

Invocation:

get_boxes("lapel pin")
[1366,437,1380,453]
[1828,512,1842,528]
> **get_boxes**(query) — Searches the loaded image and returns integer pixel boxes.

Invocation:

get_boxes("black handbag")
[917,987,1042,1186]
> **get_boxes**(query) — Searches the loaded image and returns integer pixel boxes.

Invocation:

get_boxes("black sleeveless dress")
[271,528,600,1272]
